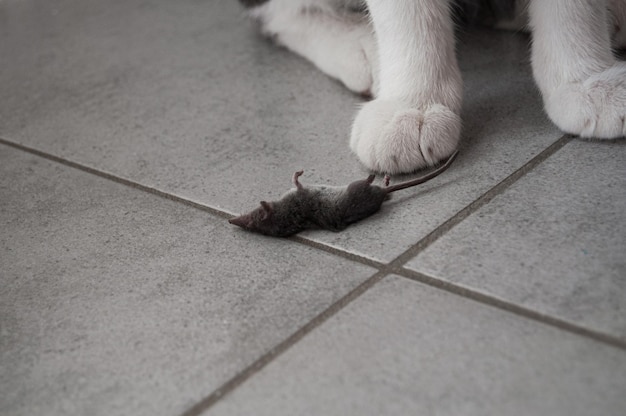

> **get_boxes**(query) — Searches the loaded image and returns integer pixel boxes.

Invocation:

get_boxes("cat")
[239,0,626,174]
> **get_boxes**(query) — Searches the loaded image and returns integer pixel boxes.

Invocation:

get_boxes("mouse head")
[229,201,276,235]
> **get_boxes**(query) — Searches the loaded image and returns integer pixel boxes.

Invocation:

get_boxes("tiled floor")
[1,1,625,415]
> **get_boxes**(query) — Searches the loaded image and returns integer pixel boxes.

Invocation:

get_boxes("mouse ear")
[259,201,272,220]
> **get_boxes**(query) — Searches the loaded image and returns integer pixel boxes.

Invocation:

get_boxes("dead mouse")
[229,151,458,237]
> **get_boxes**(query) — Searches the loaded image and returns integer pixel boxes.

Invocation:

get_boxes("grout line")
[379,132,625,350]
[174,135,595,415]
[0,137,390,414]
[386,134,574,266]
[294,135,574,274]
[9,135,624,407]
[290,236,386,269]
[0,137,232,220]
[0,137,387,268]
[178,270,388,416]
[0,135,571,272]
[396,268,626,350]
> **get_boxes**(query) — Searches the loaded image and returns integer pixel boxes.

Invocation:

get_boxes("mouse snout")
[229,216,249,229]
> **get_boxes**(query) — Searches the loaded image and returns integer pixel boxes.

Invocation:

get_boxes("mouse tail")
[385,150,459,193]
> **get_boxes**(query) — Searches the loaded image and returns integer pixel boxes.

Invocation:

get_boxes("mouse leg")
[293,170,304,190]
[366,174,375,184]
[384,174,391,187]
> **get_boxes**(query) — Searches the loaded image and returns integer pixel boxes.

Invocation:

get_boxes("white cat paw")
[544,63,626,138]
[350,99,461,174]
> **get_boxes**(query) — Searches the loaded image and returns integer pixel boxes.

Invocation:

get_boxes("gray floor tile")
[0,0,561,261]
[407,140,626,340]
[208,275,626,416]
[0,145,374,416]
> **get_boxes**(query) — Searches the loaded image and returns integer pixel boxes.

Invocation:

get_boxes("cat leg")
[246,0,378,95]
[350,0,462,174]
[529,0,626,138]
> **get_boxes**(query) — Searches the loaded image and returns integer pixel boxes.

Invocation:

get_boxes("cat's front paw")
[544,63,626,138]
[350,99,461,174]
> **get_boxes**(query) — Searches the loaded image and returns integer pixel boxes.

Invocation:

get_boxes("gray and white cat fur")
[239,0,626,174]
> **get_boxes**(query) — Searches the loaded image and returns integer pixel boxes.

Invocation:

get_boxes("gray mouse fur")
[229,151,458,237]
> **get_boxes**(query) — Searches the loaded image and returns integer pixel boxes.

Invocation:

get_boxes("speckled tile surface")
[0,146,374,416]
[407,140,626,340]
[1,0,625,415]
[209,276,626,416]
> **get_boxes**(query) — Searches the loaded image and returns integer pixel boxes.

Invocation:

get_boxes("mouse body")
[229,151,458,237]
[229,177,388,237]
